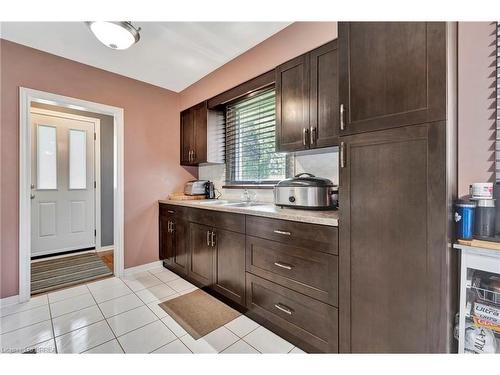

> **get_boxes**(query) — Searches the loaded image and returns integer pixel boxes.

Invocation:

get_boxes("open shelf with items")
[454,244,500,354]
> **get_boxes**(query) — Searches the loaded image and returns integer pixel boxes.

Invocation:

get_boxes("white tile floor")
[0,266,306,354]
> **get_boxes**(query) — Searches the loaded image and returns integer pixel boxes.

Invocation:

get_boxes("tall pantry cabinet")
[337,22,457,353]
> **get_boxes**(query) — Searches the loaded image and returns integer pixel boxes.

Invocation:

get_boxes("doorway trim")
[19,88,125,302]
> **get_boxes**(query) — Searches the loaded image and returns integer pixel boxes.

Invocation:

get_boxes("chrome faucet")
[241,189,251,203]
[241,188,256,203]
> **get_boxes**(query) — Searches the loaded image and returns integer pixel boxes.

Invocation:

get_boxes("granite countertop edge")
[158,199,339,227]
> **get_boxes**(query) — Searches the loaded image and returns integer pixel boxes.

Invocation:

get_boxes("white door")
[31,110,98,257]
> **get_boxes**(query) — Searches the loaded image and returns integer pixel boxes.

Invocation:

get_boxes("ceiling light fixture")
[86,21,141,50]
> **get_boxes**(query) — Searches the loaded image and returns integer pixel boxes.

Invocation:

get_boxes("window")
[225,88,287,184]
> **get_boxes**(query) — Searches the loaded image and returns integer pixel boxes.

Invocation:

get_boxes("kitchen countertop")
[158,199,339,227]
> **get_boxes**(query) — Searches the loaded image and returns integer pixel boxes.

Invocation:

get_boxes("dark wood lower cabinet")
[159,212,174,264]
[159,203,340,353]
[246,236,338,306]
[188,222,214,287]
[213,229,246,306]
[172,219,188,276]
[339,122,454,353]
[246,273,338,353]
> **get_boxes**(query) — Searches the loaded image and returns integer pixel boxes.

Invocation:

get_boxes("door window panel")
[37,125,57,189]
[69,129,87,189]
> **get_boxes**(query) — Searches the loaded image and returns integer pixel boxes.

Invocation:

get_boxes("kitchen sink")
[198,200,229,205]
[222,202,266,207]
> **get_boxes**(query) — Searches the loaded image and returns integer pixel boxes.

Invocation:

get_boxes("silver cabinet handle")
[207,230,211,246]
[340,141,346,168]
[273,230,291,236]
[167,210,175,214]
[211,231,216,247]
[340,104,345,130]
[274,262,293,270]
[274,303,293,315]
[309,127,316,146]
[302,128,309,147]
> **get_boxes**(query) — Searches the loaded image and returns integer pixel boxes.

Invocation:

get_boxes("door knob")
[30,193,35,200]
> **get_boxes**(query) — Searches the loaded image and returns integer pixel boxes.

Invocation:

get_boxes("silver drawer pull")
[274,262,293,270]
[273,230,291,236]
[274,303,293,315]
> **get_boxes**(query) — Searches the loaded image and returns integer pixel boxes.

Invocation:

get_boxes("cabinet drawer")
[246,236,338,306]
[159,204,185,218]
[246,215,338,255]
[189,208,245,233]
[246,273,338,353]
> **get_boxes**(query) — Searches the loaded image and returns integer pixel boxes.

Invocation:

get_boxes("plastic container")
[475,199,496,238]
[455,201,476,240]
[470,182,494,200]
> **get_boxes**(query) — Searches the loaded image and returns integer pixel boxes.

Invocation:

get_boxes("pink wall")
[0,39,197,298]
[458,22,497,197]
[180,22,337,110]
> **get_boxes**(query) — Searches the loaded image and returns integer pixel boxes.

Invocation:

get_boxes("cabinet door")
[192,102,207,164]
[188,222,213,287]
[213,229,245,305]
[159,214,174,264]
[309,40,339,148]
[173,219,188,276]
[276,54,310,152]
[339,123,451,353]
[180,109,195,165]
[338,22,446,135]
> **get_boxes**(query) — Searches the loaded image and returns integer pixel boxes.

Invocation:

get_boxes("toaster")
[184,180,209,196]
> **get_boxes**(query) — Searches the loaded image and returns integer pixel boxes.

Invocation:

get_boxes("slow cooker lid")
[276,173,334,188]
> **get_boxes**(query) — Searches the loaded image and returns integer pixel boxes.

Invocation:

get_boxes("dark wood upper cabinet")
[180,101,223,166]
[180,108,195,165]
[276,54,310,152]
[338,22,446,135]
[212,229,246,306]
[339,123,453,353]
[276,40,339,152]
[309,40,339,148]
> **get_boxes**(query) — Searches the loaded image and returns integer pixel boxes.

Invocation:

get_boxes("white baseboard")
[96,245,114,253]
[123,260,163,275]
[0,294,20,308]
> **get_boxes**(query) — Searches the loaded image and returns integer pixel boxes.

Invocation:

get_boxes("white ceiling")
[0,22,291,92]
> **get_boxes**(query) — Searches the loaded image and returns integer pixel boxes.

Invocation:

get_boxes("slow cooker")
[274,173,338,210]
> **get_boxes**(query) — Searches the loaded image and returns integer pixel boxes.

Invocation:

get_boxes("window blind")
[496,22,500,181]
[225,88,286,184]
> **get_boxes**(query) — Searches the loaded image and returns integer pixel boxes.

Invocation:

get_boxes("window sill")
[222,184,275,190]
